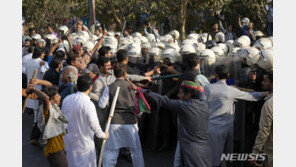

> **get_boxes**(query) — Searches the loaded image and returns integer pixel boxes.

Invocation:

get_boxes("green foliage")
[22,0,269,36]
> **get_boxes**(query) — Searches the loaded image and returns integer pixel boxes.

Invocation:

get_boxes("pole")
[88,0,96,34]
[22,69,38,114]
[98,87,120,167]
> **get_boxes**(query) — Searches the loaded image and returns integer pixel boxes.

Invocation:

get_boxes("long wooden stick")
[98,87,120,167]
[22,69,38,114]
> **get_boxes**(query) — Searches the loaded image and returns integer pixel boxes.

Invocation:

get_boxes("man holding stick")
[61,76,109,167]
[98,63,145,167]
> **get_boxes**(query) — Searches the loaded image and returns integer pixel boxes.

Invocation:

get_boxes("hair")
[44,86,59,100]
[66,66,78,82]
[97,56,110,68]
[181,87,200,99]
[54,50,66,60]
[25,38,31,43]
[98,46,111,57]
[28,46,35,54]
[215,64,229,79]
[186,53,199,69]
[49,57,62,69]
[32,47,45,59]
[264,71,273,83]
[116,49,128,62]
[29,28,36,33]
[77,75,92,92]
[66,53,78,65]
[113,63,128,78]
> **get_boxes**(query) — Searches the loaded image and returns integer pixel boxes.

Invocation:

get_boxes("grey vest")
[108,79,137,124]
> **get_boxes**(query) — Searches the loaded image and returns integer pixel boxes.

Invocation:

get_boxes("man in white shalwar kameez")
[62,76,109,167]
[25,47,49,145]
[98,64,145,167]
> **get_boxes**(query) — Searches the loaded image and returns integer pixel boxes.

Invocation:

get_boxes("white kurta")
[25,58,44,110]
[61,92,106,167]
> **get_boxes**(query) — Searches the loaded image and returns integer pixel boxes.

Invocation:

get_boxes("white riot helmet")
[211,46,224,57]
[179,44,196,55]
[141,42,151,50]
[75,36,87,45]
[198,33,212,43]
[195,43,206,55]
[229,47,241,57]
[148,47,162,62]
[169,30,180,41]
[187,33,199,41]
[147,33,156,43]
[107,31,115,37]
[164,34,174,44]
[37,39,46,47]
[181,39,195,45]
[253,38,272,50]
[240,35,251,46]
[253,31,264,38]
[128,43,141,53]
[59,25,69,35]
[115,32,121,36]
[165,43,180,52]
[129,48,141,64]
[103,36,118,51]
[128,48,141,58]
[58,40,70,53]
[131,32,142,38]
[78,31,90,40]
[31,34,41,40]
[234,37,249,47]
[225,40,234,47]
[257,49,273,70]
[140,36,148,43]
[119,38,130,46]
[133,37,141,45]
[238,47,260,66]
[214,32,225,43]
[200,49,216,78]
[200,49,216,65]
[152,42,165,50]
[43,34,57,44]
[217,43,229,55]
[241,17,250,26]
[163,48,180,63]
[83,41,95,53]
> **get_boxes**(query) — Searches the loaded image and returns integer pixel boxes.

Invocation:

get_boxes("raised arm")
[238,15,243,29]
[29,78,53,87]
[48,37,62,56]
[231,86,268,101]
[218,20,227,34]
[26,87,50,111]
[89,29,107,56]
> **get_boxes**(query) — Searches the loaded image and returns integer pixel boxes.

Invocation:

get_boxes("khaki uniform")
[252,93,273,167]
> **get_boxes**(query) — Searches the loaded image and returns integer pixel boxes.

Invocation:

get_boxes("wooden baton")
[22,69,38,114]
